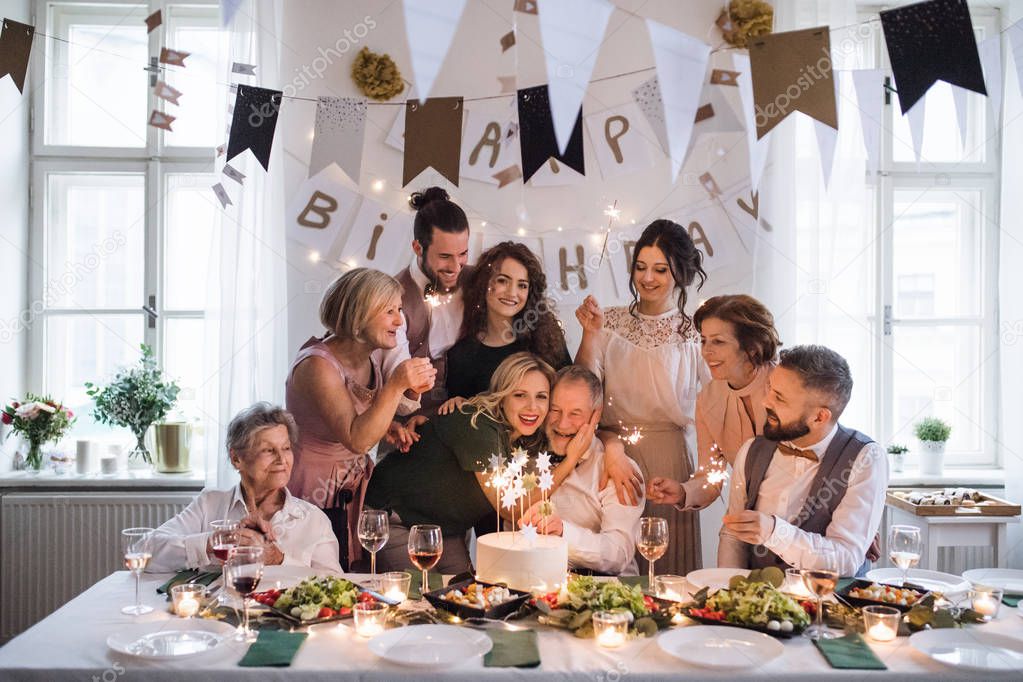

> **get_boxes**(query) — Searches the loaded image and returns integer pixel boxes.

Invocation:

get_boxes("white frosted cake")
[475,532,568,591]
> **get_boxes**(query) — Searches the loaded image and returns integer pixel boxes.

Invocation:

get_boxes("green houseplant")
[86,345,180,466]
[886,443,908,474]
[913,418,951,476]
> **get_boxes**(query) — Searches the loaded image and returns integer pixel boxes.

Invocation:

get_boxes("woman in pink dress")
[286,269,436,569]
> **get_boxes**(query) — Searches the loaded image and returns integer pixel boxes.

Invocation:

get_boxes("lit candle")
[170,583,205,618]
[176,596,199,618]
[597,629,626,648]
[973,595,998,617]
[867,622,896,642]
[862,605,900,642]
[379,572,411,604]
[592,611,629,649]
[353,602,388,638]
[384,587,406,603]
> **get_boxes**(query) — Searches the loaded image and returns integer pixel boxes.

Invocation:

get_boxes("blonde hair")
[464,352,556,429]
[319,268,403,342]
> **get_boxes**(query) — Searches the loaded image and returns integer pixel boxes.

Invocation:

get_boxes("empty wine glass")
[407,524,442,599]
[801,548,839,641]
[121,527,154,615]
[358,510,389,588]
[637,517,669,590]
[224,545,264,642]
[888,524,922,586]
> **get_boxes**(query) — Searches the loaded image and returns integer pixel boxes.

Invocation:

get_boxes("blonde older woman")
[286,268,437,569]
[149,403,341,573]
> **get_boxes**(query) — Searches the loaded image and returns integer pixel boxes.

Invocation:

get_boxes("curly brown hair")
[694,294,781,366]
[460,242,567,368]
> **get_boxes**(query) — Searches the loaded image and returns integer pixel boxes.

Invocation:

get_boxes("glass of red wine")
[407,524,442,599]
[224,545,264,642]
[121,527,154,615]
[210,519,239,563]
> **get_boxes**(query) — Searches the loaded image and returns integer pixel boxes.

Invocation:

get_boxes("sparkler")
[691,443,730,508]
[596,200,620,270]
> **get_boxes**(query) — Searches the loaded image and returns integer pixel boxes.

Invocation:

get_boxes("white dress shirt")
[717,425,889,577]
[149,484,343,574]
[554,439,645,576]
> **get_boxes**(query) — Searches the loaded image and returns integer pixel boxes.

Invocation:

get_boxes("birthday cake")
[475,532,568,592]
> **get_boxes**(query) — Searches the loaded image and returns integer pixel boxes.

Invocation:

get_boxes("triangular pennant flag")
[500,31,515,52]
[145,10,162,33]
[0,19,34,93]
[231,62,256,76]
[978,35,1002,128]
[851,69,885,177]
[148,110,175,131]
[222,163,245,184]
[711,68,739,86]
[631,77,669,157]
[814,119,838,190]
[1009,20,1023,108]
[402,96,463,186]
[645,19,711,183]
[493,165,522,188]
[514,0,537,14]
[309,96,367,182]
[905,97,927,167]
[880,0,985,115]
[221,0,243,27]
[537,0,615,155]
[402,0,466,103]
[733,52,769,192]
[159,48,189,67]
[684,81,744,163]
[951,85,969,151]
[517,84,584,182]
[749,26,836,139]
[226,84,283,171]
[212,182,232,208]
[154,80,182,105]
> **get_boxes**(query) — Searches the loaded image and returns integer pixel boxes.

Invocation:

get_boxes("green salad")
[270,576,361,621]
[557,575,650,617]
[705,581,811,630]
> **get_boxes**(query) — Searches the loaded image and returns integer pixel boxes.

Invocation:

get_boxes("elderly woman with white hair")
[148,402,342,574]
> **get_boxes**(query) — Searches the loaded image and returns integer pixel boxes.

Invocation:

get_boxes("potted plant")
[2,394,75,471]
[86,345,180,467]
[913,417,952,476]
[887,443,908,473]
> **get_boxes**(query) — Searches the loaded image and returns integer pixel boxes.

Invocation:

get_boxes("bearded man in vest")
[380,187,473,418]
[718,345,889,577]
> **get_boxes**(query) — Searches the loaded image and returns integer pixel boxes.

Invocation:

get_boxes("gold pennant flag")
[710,68,740,86]
[500,30,516,52]
[145,10,162,33]
[154,80,182,105]
[492,165,522,188]
[148,110,175,131]
[402,97,463,187]
[749,26,836,139]
[159,47,190,67]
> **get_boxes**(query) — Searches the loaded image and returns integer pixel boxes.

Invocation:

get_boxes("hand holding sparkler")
[574,295,605,334]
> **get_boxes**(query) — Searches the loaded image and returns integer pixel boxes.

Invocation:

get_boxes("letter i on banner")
[337,198,413,275]
[286,167,359,258]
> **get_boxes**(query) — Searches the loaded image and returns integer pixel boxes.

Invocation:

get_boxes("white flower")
[15,402,53,420]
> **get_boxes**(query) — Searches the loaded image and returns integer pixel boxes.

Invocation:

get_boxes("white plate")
[107,620,235,660]
[963,568,1023,595]
[865,568,971,595]
[686,568,747,593]
[910,629,1023,672]
[367,624,492,669]
[658,625,784,670]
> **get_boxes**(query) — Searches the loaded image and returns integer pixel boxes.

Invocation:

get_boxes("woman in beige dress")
[576,219,710,575]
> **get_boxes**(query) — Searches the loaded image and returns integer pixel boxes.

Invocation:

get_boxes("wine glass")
[210,519,239,564]
[224,545,264,642]
[888,524,922,586]
[407,524,442,598]
[358,510,389,588]
[801,549,839,641]
[121,527,155,615]
[637,517,669,590]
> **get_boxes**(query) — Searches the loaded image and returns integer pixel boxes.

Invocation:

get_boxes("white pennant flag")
[402,0,467,103]
[220,0,243,28]
[851,69,884,177]
[813,71,841,190]
[733,52,769,192]
[538,0,615,154]
[979,35,1003,128]
[951,86,969,151]
[1008,19,1023,110]
[905,97,927,168]
[645,19,711,184]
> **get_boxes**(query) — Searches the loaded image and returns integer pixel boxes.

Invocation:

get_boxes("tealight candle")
[653,575,687,602]
[862,605,899,642]
[379,571,411,603]
[353,601,388,638]
[592,611,629,648]
[171,583,206,618]
[970,586,1002,620]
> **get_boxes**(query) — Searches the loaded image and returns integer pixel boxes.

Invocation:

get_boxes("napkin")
[238,630,308,667]
[814,633,887,670]
[156,569,221,595]
[1002,593,1022,608]
[409,571,445,598]
[484,629,541,668]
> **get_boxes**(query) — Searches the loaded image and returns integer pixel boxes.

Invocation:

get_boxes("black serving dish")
[679,609,804,639]
[423,579,532,620]
[834,578,929,613]
[255,582,402,626]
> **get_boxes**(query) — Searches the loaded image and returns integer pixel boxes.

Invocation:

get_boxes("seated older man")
[519,366,644,575]
[149,402,342,574]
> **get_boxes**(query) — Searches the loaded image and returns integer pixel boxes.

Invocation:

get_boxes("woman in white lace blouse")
[575,219,710,575]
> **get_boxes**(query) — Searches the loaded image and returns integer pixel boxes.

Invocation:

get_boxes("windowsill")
[889,467,1005,488]
[0,468,207,491]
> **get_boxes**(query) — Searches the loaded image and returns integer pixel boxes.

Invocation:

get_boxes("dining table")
[1,567,1021,681]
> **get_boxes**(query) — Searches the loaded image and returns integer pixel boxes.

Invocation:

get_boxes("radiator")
[0,492,194,642]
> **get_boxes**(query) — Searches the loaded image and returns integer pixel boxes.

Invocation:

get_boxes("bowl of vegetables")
[253,576,393,624]
[681,569,811,638]
[534,575,675,638]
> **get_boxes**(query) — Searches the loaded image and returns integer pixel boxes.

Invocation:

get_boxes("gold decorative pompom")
[717,0,774,49]
[351,46,405,101]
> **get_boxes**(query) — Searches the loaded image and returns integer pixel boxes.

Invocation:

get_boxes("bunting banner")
[880,0,985,115]
[338,198,415,273]
[517,84,584,182]
[159,48,190,67]
[231,62,257,76]
[459,99,519,185]
[584,101,657,180]
[226,84,283,171]
[221,0,244,27]
[309,96,367,183]
[951,85,969,151]
[749,26,836,139]
[905,97,926,167]
[734,52,770,192]
[542,231,600,305]
[684,79,744,165]
[631,77,669,156]
[148,110,175,131]
[813,71,841,189]
[287,166,359,256]
[154,80,182,105]
[402,96,464,187]
[537,0,615,155]
[851,69,884,177]
[978,35,1003,127]
[211,182,232,208]
[402,0,467,102]
[0,19,34,93]
[645,18,711,184]
[145,10,162,33]
[222,163,245,184]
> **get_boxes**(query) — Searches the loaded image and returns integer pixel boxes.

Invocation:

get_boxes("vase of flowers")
[86,345,180,467]
[914,417,952,476]
[2,395,75,471]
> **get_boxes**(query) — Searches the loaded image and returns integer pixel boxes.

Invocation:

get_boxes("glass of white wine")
[801,549,839,641]
[888,524,922,586]
[358,509,389,588]
[638,517,669,590]
[121,527,154,615]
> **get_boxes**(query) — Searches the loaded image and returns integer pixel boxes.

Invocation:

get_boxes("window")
[29,1,221,452]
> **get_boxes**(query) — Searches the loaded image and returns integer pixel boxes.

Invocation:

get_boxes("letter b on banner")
[297,191,338,229]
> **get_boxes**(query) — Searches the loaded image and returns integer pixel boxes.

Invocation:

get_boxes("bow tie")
[777,442,819,462]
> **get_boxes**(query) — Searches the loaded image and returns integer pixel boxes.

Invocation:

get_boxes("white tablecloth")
[0,570,1021,681]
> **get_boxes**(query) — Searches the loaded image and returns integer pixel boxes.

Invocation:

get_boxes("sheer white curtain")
[202,0,290,487]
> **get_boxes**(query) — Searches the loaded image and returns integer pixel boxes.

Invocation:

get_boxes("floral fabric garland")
[351,47,405,101]
[718,0,774,49]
